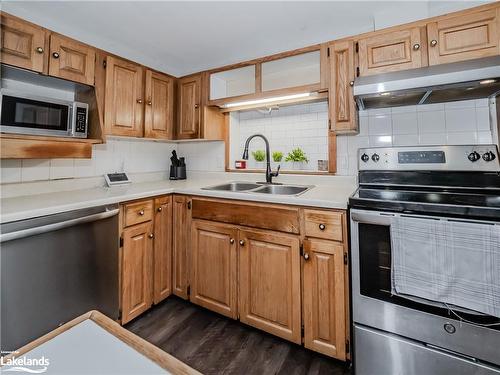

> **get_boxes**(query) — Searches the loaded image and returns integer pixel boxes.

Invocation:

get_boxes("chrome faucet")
[242,134,280,184]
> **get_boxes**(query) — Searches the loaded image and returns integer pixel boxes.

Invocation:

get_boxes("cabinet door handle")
[138,210,145,216]
[147,100,152,106]
[430,39,438,47]
[349,80,354,86]
[148,233,154,239]
[230,238,235,244]
[137,99,143,104]
[52,52,60,59]
[239,240,245,246]
[157,206,162,212]
[303,252,310,260]
[194,104,199,109]
[36,47,44,54]
[319,223,326,231]
[413,43,420,51]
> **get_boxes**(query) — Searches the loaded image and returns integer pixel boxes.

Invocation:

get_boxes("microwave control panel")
[74,105,88,137]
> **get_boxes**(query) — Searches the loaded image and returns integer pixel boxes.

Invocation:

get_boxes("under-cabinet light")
[223,92,313,108]
[479,79,496,85]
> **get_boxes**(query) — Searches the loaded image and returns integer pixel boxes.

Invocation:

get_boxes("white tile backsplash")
[229,102,329,171]
[1,138,179,184]
[337,98,496,176]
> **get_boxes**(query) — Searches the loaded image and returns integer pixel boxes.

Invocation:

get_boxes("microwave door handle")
[69,104,75,136]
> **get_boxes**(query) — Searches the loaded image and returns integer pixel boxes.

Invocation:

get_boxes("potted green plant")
[252,150,266,169]
[272,151,283,163]
[285,147,309,170]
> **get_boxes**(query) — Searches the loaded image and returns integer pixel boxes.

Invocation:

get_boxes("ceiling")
[2,1,492,77]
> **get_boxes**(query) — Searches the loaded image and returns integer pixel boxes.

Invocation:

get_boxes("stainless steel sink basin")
[202,181,313,196]
[252,184,311,196]
[202,182,261,192]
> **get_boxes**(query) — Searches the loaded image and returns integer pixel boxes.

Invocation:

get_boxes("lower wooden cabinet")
[172,195,191,299]
[190,220,238,318]
[121,221,154,324]
[153,196,173,304]
[303,239,346,360]
[238,229,302,344]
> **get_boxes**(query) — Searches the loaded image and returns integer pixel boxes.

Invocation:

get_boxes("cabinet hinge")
[103,59,107,69]
[327,47,330,57]
[328,119,332,131]
[119,237,124,247]
[187,201,191,210]
[355,42,359,53]
[356,67,360,77]
[187,285,191,296]
[346,339,350,354]
[344,252,348,265]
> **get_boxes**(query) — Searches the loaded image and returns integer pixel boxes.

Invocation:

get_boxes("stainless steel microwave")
[0,89,88,138]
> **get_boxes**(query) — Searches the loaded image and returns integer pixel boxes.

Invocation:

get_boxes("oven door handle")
[351,209,394,225]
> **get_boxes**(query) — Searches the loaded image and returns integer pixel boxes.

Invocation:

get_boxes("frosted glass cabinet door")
[210,65,256,100]
[262,51,320,91]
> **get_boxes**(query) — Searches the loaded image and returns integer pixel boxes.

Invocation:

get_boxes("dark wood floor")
[126,296,351,375]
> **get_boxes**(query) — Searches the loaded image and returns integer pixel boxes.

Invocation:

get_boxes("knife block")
[169,165,186,180]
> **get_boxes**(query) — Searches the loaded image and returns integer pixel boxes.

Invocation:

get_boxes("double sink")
[202,182,313,196]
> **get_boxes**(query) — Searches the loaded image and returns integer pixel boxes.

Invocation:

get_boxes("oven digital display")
[398,151,445,164]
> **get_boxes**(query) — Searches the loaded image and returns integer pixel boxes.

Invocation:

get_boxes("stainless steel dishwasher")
[1,204,119,352]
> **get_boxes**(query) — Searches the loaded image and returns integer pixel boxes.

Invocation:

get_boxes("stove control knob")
[468,151,480,162]
[482,151,496,162]
[361,153,369,162]
[371,153,380,162]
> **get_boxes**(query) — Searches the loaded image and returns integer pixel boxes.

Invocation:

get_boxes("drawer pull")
[138,210,145,216]
[319,223,326,231]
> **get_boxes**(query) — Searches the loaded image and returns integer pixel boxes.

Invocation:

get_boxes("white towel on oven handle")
[391,215,500,318]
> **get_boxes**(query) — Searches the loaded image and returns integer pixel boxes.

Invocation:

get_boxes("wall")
[229,101,329,171]
[337,98,496,175]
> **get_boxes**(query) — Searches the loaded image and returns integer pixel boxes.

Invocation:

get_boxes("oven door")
[0,92,72,137]
[350,208,500,366]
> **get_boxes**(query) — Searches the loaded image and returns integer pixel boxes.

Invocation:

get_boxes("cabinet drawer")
[123,200,153,227]
[303,209,343,241]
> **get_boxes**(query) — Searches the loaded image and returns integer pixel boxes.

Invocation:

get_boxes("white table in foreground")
[1,310,200,375]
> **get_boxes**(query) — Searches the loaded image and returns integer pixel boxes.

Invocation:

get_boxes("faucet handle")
[271,164,280,177]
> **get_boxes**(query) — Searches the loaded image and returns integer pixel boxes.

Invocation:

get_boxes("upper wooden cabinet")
[303,239,346,360]
[153,196,173,304]
[1,13,47,73]
[238,229,302,344]
[190,220,238,318]
[329,40,358,133]
[209,65,256,100]
[177,75,201,139]
[104,56,145,137]
[145,70,174,139]
[48,34,95,85]
[357,27,428,76]
[427,8,500,66]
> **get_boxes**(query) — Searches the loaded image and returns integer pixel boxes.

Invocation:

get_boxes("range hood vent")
[354,56,500,110]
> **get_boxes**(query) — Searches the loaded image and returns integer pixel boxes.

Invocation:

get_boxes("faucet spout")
[241,134,280,183]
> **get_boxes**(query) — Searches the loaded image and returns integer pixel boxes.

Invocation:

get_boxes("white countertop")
[0,172,357,223]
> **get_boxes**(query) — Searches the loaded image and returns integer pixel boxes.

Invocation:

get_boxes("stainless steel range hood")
[353,56,500,110]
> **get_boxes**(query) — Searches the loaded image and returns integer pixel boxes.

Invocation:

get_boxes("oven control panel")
[359,145,500,171]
